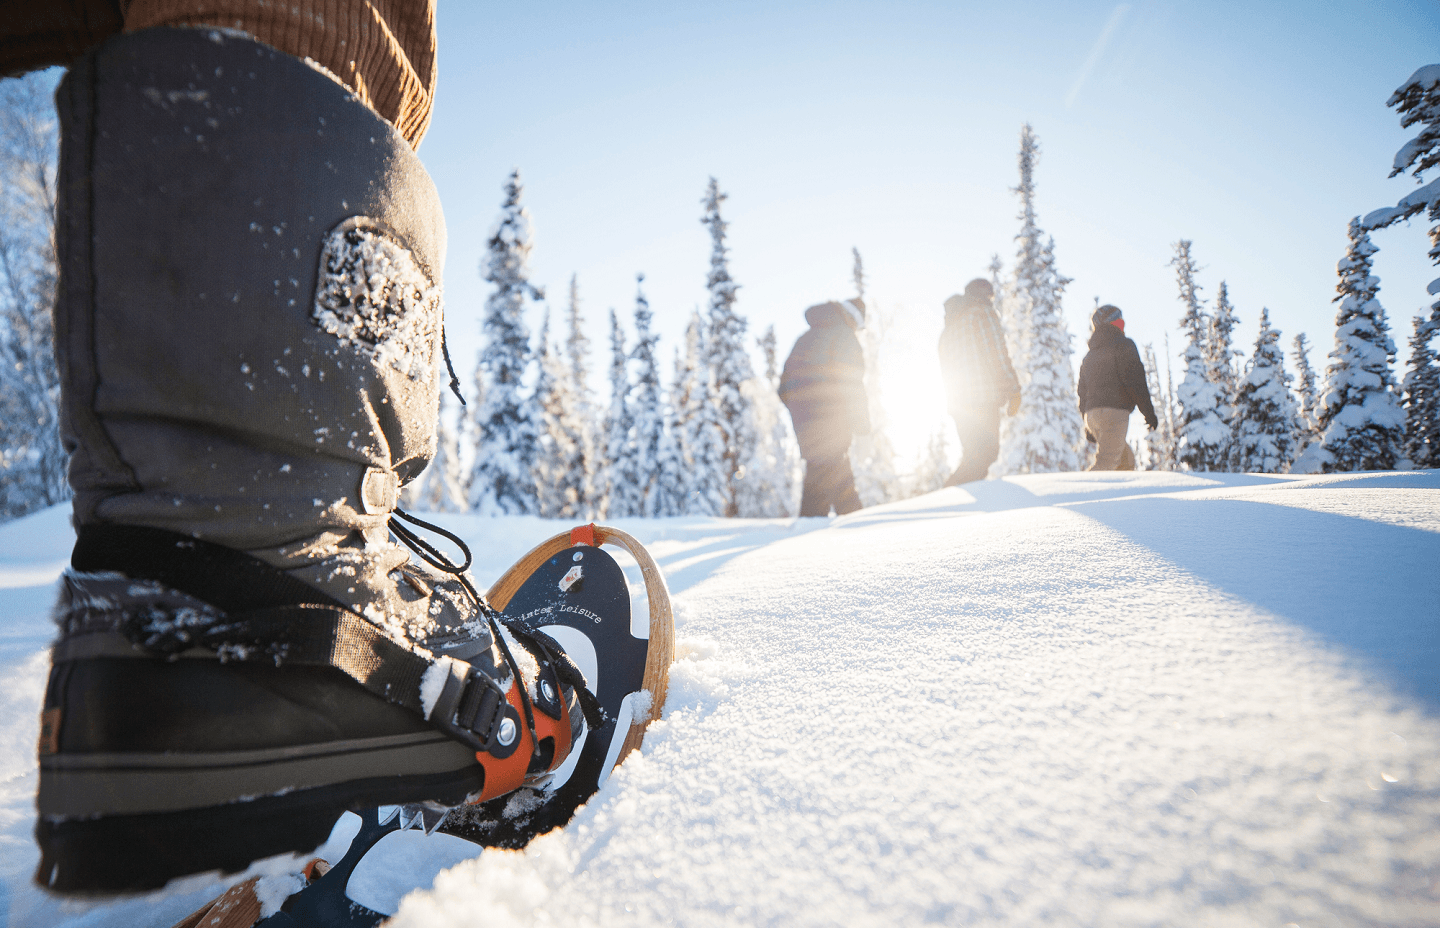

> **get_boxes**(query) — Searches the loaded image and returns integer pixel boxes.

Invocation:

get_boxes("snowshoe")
[34,512,591,894]
[187,524,671,928]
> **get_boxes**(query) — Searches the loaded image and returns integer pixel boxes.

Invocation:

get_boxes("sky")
[419,1,1439,461]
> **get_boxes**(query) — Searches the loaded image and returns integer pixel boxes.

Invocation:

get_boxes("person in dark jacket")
[938,279,1021,486]
[1076,304,1159,470]
[779,299,871,516]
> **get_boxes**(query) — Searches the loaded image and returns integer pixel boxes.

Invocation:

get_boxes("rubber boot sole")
[36,766,480,893]
[35,658,485,893]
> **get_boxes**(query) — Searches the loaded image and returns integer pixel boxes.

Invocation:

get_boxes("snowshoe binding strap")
[67,524,586,764]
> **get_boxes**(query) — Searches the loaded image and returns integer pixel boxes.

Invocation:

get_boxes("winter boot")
[35,27,590,894]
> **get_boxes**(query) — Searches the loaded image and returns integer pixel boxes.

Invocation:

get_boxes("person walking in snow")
[938,279,1021,486]
[8,0,594,893]
[779,299,871,516]
[1077,304,1159,470]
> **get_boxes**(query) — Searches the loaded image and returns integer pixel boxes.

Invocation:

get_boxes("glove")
[1084,428,1096,444]
[1144,414,1158,433]
[1006,393,1021,417]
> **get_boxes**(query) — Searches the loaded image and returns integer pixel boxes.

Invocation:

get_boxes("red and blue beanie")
[1092,304,1123,331]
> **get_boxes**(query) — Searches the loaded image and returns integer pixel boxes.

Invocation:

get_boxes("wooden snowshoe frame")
[486,523,673,763]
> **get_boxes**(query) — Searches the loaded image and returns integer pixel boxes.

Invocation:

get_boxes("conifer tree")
[1361,64,1440,469]
[699,178,757,516]
[1163,335,1182,466]
[992,253,1024,369]
[1300,219,1406,472]
[1170,240,1230,471]
[672,309,727,515]
[1291,333,1321,448]
[736,325,802,516]
[1400,309,1440,468]
[0,73,67,519]
[650,344,696,517]
[994,126,1087,474]
[601,308,642,517]
[1363,65,1440,304]
[648,382,689,518]
[403,391,466,512]
[561,274,598,513]
[911,426,953,496]
[1142,343,1178,470]
[1206,282,1242,396]
[1206,281,1242,466]
[469,170,542,515]
[847,248,900,506]
[628,275,669,516]
[1232,309,1299,473]
[531,309,587,517]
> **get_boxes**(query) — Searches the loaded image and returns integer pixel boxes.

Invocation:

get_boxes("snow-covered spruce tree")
[649,345,694,517]
[1232,308,1300,473]
[1291,332,1322,452]
[628,275,669,517]
[911,426,953,496]
[847,247,900,506]
[0,73,67,520]
[648,368,689,518]
[699,178,757,516]
[1142,343,1178,470]
[1361,64,1440,470]
[1400,309,1440,468]
[1207,282,1242,394]
[994,126,1086,475]
[1363,65,1440,307]
[992,252,1025,374]
[469,171,543,514]
[1206,281,1242,466]
[600,308,642,517]
[1303,219,1406,472]
[1170,240,1230,471]
[531,309,587,518]
[736,325,802,517]
[402,391,466,512]
[670,309,727,515]
[561,274,598,513]
[1163,335,1182,467]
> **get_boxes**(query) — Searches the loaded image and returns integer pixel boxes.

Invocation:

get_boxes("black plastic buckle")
[430,661,521,759]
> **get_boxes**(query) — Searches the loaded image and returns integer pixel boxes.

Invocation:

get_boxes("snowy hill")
[2,471,1438,927]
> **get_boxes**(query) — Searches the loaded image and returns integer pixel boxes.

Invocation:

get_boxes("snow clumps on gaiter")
[313,219,441,382]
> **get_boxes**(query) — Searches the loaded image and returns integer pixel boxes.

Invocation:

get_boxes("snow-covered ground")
[2,471,1438,927]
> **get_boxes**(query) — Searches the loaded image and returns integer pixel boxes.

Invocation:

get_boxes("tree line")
[0,63,1436,524]
[1144,63,1439,474]
[0,74,65,521]
[405,173,802,519]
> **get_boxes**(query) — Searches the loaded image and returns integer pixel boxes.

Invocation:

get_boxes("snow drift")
[2,470,1437,927]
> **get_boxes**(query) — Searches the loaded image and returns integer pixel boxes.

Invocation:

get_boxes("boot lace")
[388,507,563,773]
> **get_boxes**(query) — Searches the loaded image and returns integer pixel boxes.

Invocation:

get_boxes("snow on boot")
[35,28,590,894]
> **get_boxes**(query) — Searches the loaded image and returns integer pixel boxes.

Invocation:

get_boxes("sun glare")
[867,304,953,472]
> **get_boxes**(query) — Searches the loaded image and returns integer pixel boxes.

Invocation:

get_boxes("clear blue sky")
[420,1,1438,458]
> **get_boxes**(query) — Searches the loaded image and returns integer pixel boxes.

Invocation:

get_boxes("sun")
[864,307,953,473]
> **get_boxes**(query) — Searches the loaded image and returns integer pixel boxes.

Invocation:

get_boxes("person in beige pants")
[1076,305,1158,471]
